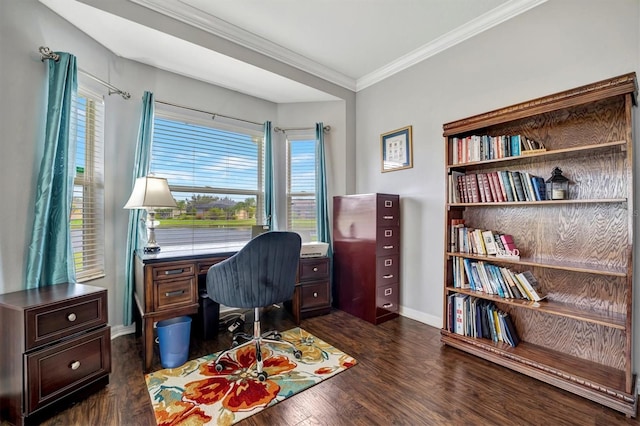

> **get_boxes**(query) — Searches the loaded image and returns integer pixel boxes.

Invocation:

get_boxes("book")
[467,174,480,203]
[522,172,536,201]
[454,294,468,335]
[511,172,527,202]
[499,170,515,202]
[449,171,465,203]
[510,135,521,157]
[489,172,505,202]
[500,267,523,299]
[499,311,520,347]
[481,230,498,255]
[532,176,547,201]
[518,271,547,301]
[499,234,518,253]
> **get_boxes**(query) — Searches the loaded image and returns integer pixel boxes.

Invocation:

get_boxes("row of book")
[451,257,546,302]
[449,170,547,204]
[450,134,545,165]
[447,295,520,347]
[450,222,518,257]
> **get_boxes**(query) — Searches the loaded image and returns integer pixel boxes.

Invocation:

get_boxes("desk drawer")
[299,258,329,282]
[26,291,107,351]
[154,278,197,311]
[197,258,227,275]
[300,281,330,310]
[152,262,195,281]
[26,326,111,414]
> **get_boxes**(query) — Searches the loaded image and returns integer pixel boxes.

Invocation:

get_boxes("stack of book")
[451,258,546,302]
[450,170,547,203]
[451,134,545,164]
[449,224,518,259]
[447,295,520,347]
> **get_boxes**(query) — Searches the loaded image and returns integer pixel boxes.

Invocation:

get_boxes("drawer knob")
[67,313,77,322]
[313,267,318,272]
[313,292,318,297]
[70,361,81,370]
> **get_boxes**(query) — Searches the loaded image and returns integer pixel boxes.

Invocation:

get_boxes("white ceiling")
[40,0,546,103]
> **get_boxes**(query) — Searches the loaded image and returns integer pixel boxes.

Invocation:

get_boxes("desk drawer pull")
[383,274,394,279]
[383,245,394,250]
[313,292,318,297]
[165,290,185,297]
[67,313,77,322]
[164,269,184,275]
[70,360,81,370]
[313,267,318,272]
[382,303,393,309]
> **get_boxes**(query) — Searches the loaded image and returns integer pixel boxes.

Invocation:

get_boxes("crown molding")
[130,0,546,94]
[356,0,548,91]
[129,0,357,91]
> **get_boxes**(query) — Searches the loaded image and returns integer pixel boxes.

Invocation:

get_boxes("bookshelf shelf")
[446,252,628,277]
[442,73,637,417]
[445,286,626,329]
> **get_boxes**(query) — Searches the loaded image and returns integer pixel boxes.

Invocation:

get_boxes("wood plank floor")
[27,308,640,425]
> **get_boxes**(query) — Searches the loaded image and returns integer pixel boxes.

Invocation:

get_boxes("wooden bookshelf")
[442,73,638,417]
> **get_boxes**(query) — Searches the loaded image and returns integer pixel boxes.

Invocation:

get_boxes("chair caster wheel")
[294,350,302,359]
[231,340,239,348]
[215,363,224,372]
[272,332,282,340]
[257,371,268,382]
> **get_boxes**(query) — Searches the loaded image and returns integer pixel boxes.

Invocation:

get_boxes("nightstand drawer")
[26,326,111,414]
[299,258,329,281]
[300,281,330,310]
[152,262,195,281]
[155,278,197,311]
[26,291,107,351]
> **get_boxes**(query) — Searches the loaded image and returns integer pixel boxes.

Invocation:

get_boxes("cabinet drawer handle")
[313,267,318,272]
[164,269,184,275]
[67,313,77,322]
[313,292,318,297]
[70,361,81,370]
[383,215,394,220]
[383,245,394,250]
[165,290,185,297]
[383,274,394,279]
[382,303,393,309]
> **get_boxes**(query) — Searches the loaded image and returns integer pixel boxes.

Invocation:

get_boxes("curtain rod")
[39,47,131,100]
[274,125,331,133]
[155,99,263,126]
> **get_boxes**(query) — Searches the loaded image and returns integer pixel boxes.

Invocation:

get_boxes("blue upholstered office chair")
[206,231,302,381]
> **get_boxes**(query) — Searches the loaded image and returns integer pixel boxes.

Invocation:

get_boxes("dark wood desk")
[134,245,330,372]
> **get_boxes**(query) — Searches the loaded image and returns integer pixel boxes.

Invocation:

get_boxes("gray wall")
[355,0,640,340]
[0,0,348,334]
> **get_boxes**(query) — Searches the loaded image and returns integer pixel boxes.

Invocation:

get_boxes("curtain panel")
[315,123,332,258]
[123,91,155,325]
[25,52,78,289]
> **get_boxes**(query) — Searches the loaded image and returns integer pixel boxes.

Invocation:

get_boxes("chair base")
[213,307,301,381]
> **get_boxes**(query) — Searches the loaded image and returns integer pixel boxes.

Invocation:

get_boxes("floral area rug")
[145,327,357,425]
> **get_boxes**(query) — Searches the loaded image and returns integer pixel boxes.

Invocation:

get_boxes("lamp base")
[144,246,161,254]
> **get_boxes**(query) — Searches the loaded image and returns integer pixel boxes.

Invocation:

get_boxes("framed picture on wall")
[381,125,413,172]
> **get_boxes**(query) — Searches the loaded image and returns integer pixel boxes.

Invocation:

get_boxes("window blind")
[286,136,317,241]
[150,106,265,249]
[71,88,105,281]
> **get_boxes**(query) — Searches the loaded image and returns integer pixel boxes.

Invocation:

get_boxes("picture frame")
[381,125,413,172]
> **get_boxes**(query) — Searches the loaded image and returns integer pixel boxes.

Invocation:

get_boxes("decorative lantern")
[545,167,569,200]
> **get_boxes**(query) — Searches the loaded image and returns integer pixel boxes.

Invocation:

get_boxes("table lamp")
[124,176,177,253]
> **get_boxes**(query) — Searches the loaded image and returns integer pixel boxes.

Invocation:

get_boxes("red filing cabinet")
[333,193,400,324]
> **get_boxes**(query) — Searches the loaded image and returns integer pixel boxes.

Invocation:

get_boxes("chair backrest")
[205,231,302,308]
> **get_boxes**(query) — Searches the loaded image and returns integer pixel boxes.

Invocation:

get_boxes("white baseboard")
[399,305,441,329]
[110,324,136,339]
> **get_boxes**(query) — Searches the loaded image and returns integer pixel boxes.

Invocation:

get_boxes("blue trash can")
[156,316,192,368]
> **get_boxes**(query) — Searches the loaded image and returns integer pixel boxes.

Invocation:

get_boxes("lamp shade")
[124,176,177,209]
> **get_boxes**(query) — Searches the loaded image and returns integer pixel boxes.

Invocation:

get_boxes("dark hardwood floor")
[25,308,640,425]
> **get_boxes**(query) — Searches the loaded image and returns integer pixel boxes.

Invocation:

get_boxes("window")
[286,134,317,241]
[149,106,265,249]
[71,88,105,281]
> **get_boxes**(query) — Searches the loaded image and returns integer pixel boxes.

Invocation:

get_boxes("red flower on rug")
[183,344,297,412]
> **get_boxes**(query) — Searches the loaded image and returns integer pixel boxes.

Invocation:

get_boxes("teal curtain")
[315,123,332,258]
[123,91,155,325]
[25,52,78,289]
[263,121,276,229]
